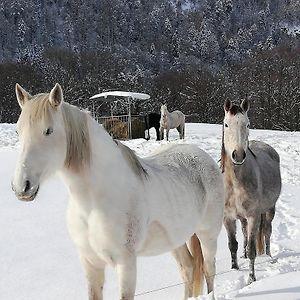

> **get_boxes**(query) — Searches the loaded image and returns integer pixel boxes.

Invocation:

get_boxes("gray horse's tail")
[257,214,265,255]
[190,234,204,297]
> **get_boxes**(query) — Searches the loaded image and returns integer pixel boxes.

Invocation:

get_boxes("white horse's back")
[138,144,224,255]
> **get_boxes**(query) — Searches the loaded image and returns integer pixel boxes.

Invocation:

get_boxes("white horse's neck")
[58,114,128,207]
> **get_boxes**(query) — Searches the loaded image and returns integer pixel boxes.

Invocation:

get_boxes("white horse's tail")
[190,233,204,297]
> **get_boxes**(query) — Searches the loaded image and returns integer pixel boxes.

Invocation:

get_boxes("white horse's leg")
[166,128,170,141]
[117,256,137,300]
[172,244,193,300]
[80,255,105,300]
[159,127,164,140]
[197,231,217,298]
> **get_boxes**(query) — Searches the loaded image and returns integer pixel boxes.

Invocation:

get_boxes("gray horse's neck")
[224,150,257,189]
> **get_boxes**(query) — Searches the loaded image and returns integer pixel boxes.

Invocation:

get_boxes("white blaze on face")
[161,105,168,123]
[223,99,250,165]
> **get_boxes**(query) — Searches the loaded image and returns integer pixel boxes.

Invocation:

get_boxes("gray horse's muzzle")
[231,149,246,165]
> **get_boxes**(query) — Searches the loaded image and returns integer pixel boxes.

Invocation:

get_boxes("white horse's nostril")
[23,180,31,193]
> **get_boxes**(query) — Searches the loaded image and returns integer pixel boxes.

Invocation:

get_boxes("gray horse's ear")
[240,98,250,113]
[224,99,232,112]
[49,83,63,108]
[15,83,32,108]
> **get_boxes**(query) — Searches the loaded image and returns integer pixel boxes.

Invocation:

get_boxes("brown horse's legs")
[155,126,160,140]
[224,218,239,269]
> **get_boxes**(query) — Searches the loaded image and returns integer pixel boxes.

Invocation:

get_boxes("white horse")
[12,83,224,300]
[160,104,185,141]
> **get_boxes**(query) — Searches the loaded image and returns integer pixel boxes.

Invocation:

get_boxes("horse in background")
[221,98,281,285]
[159,104,185,141]
[144,112,161,140]
[12,83,224,300]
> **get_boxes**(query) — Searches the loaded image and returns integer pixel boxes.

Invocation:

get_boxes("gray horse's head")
[223,99,250,165]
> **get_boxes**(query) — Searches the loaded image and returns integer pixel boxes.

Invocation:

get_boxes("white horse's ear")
[240,99,249,113]
[49,83,63,108]
[224,99,232,112]
[15,83,32,108]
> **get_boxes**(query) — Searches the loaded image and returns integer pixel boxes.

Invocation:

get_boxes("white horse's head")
[223,99,250,165]
[161,104,168,120]
[12,83,68,201]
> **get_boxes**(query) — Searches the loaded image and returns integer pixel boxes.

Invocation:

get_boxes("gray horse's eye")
[43,127,53,136]
[247,124,250,128]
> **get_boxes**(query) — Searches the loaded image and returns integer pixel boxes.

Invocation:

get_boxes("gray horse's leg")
[247,215,261,284]
[80,255,105,300]
[240,218,248,258]
[172,244,193,299]
[224,218,239,269]
[264,206,276,256]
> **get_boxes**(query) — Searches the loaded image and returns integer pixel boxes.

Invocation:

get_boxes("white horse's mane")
[114,140,148,179]
[61,102,90,171]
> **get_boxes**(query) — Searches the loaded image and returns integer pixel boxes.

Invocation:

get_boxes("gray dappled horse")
[221,99,281,284]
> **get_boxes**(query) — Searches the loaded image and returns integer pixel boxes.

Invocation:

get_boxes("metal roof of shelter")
[90,91,150,101]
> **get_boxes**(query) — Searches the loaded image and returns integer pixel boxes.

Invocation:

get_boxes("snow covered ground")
[0,123,299,300]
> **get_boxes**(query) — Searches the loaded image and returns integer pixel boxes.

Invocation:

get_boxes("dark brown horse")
[144,112,161,140]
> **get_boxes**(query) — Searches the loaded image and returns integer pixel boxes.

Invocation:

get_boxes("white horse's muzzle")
[12,180,40,202]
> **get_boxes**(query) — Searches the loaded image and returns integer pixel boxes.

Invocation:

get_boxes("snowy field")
[0,123,300,300]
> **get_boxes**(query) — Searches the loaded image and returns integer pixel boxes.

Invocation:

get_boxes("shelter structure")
[90,91,150,139]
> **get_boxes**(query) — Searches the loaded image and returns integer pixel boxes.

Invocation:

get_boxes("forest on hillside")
[0,0,299,130]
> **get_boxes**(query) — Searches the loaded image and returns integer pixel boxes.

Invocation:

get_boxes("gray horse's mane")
[114,140,148,179]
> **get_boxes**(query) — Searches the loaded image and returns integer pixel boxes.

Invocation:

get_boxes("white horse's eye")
[247,124,250,128]
[43,128,53,136]
[224,123,229,128]
[15,130,18,135]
